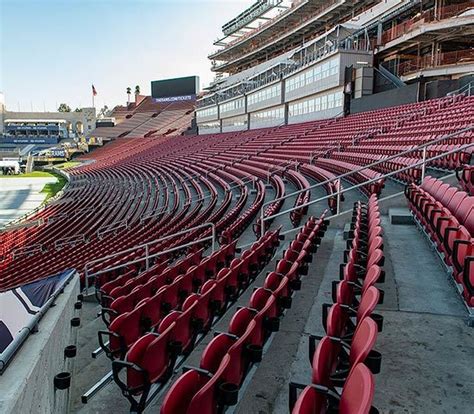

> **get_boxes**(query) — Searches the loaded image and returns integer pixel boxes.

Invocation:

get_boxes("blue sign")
[0,136,59,144]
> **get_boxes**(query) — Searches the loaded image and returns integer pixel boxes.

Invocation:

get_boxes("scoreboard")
[151,76,199,101]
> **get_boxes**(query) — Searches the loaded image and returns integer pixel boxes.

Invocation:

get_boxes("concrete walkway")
[0,177,57,227]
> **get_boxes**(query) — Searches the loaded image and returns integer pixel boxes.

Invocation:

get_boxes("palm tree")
[135,85,140,96]
[126,87,131,104]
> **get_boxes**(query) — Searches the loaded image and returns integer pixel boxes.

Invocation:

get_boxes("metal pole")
[145,244,150,270]
[421,147,427,182]
[336,180,341,215]
[211,224,216,252]
[84,267,89,292]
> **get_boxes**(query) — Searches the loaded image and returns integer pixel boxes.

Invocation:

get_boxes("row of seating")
[289,195,385,414]
[105,230,280,412]
[406,176,474,307]
[160,214,329,414]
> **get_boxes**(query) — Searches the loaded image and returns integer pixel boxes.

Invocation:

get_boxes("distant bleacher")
[89,97,195,139]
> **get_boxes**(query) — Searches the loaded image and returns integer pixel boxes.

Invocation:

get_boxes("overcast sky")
[0,0,251,111]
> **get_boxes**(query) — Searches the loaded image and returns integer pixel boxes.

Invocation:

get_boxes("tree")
[58,103,71,112]
[74,107,82,112]
[98,105,109,118]
[135,85,140,96]
[126,87,131,104]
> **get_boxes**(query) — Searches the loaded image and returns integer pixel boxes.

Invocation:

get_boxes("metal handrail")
[12,244,43,259]
[447,81,474,97]
[140,206,170,224]
[259,141,474,237]
[258,124,474,219]
[55,233,86,249]
[309,144,341,164]
[96,219,129,239]
[83,222,216,291]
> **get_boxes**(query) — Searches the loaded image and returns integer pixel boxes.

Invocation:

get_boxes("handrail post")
[336,179,341,216]
[211,224,216,252]
[84,266,89,292]
[421,147,427,182]
[260,208,265,239]
[145,244,150,270]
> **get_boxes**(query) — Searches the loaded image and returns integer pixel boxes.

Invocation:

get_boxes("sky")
[0,0,251,112]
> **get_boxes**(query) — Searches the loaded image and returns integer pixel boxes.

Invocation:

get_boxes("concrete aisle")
[252,215,473,414]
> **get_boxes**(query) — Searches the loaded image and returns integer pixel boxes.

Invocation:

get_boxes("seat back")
[349,317,378,367]
[339,363,375,414]
[160,369,205,414]
[356,286,380,322]
[311,336,339,386]
[187,354,231,413]
[291,386,325,414]
[326,303,348,337]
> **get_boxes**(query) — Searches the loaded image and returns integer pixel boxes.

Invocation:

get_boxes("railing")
[260,141,474,237]
[212,0,318,53]
[139,206,170,224]
[398,49,474,77]
[266,159,299,183]
[55,234,87,250]
[2,218,44,231]
[258,124,474,237]
[447,81,474,97]
[309,145,340,163]
[12,244,43,259]
[96,219,129,239]
[381,2,474,45]
[83,222,216,292]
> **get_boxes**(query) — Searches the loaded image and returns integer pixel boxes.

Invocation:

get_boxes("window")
[250,107,284,124]
[248,84,281,106]
[200,120,220,131]
[285,55,340,94]
[222,115,247,128]
[220,98,244,114]
[197,106,218,118]
[289,89,344,118]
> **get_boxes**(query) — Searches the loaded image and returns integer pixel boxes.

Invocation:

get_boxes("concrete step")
[389,207,414,225]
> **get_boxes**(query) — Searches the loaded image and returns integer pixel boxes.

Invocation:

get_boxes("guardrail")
[259,141,474,237]
[257,124,474,236]
[96,220,129,239]
[83,222,216,293]
[55,234,87,250]
[447,81,474,97]
[12,244,44,259]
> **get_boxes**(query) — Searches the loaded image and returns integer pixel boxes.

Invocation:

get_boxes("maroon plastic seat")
[160,354,233,414]
[290,363,375,414]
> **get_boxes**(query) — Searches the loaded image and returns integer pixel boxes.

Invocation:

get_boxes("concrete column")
[377,22,382,46]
